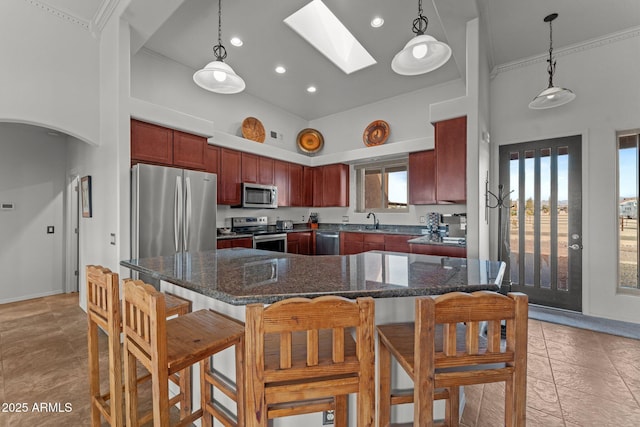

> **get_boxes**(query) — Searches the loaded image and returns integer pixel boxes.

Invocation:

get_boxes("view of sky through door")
[618,133,638,290]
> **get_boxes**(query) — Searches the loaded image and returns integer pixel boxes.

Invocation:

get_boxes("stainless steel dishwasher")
[315,231,340,255]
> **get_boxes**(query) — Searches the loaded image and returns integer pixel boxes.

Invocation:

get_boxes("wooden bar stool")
[377,291,528,427]
[86,265,192,427]
[121,278,245,427]
[244,296,376,427]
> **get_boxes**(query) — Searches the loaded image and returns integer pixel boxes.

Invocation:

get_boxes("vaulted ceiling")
[37,0,640,119]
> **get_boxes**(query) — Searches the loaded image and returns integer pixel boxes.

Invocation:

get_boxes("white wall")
[0,124,67,302]
[0,0,99,145]
[131,49,308,151]
[490,31,640,322]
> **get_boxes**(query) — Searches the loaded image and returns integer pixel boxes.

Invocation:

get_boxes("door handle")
[184,177,191,252]
[175,176,182,253]
[569,244,582,250]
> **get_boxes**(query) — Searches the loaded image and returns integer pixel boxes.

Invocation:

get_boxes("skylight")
[284,0,377,75]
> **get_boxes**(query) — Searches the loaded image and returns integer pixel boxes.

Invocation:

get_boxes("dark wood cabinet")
[363,234,385,252]
[131,119,173,166]
[340,232,419,254]
[274,159,289,207]
[384,234,416,253]
[289,163,304,207]
[340,232,363,255]
[217,237,253,249]
[408,150,436,205]
[204,145,220,175]
[312,167,324,207]
[409,243,466,257]
[241,152,259,183]
[302,167,314,207]
[435,116,466,203]
[131,120,206,170]
[258,156,274,185]
[173,130,206,170]
[313,164,349,207]
[218,148,242,205]
[287,231,314,255]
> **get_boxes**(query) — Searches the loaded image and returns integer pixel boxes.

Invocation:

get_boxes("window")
[355,160,408,212]
[617,131,639,292]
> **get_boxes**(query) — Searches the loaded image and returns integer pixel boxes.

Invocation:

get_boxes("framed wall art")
[81,175,92,218]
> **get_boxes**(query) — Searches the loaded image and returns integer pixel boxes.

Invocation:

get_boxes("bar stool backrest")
[122,279,167,372]
[245,295,376,426]
[87,265,120,329]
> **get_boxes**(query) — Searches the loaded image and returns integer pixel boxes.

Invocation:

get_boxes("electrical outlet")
[419,216,426,223]
[322,410,335,425]
[342,215,349,223]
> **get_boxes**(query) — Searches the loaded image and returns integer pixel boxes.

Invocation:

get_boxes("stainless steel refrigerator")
[131,163,217,265]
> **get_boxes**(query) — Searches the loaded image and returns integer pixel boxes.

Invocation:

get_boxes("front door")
[499,135,582,311]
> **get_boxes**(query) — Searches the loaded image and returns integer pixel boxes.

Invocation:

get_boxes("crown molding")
[90,0,120,35]
[23,0,90,30]
[493,26,640,77]
[23,0,121,36]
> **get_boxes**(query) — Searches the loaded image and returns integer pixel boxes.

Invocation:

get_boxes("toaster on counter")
[276,220,293,230]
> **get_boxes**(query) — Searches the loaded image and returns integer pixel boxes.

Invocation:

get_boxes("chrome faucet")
[366,212,379,230]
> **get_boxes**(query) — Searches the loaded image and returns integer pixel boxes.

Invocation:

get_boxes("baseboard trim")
[529,304,640,340]
[0,290,64,305]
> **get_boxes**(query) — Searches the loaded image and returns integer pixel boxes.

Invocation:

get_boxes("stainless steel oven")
[253,233,287,253]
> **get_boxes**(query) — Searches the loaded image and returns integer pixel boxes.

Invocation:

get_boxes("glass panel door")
[499,135,582,311]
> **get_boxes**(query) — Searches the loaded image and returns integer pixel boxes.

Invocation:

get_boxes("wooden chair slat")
[377,291,528,427]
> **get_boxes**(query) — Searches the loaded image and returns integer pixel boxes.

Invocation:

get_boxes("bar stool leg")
[87,320,102,426]
[377,341,391,427]
[124,349,139,427]
[201,358,213,427]
[334,395,348,427]
[178,367,192,419]
[235,337,245,427]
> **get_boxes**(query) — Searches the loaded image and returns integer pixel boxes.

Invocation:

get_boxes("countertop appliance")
[131,164,217,282]
[232,216,287,252]
[276,219,293,231]
[316,231,340,255]
[239,183,277,209]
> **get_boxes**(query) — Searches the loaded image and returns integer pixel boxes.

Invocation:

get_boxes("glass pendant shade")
[193,60,245,94]
[529,86,576,109]
[392,34,451,75]
[529,13,575,110]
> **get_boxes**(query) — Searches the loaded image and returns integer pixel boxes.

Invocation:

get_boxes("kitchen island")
[121,249,505,426]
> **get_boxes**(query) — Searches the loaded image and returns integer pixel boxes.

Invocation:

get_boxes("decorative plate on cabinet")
[241,117,266,143]
[297,128,324,153]
[363,120,390,147]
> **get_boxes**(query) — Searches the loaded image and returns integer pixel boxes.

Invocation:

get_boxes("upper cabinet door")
[131,119,173,166]
[322,164,349,207]
[435,116,466,203]
[273,159,289,207]
[258,156,274,185]
[289,163,304,207]
[302,166,314,207]
[241,152,259,183]
[408,150,436,205]
[204,145,220,175]
[173,130,206,170]
[218,148,242,205]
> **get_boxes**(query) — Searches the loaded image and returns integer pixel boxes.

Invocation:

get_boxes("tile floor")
[1,293,639,426]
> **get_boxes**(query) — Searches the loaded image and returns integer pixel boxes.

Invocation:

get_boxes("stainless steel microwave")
[241,183,278,208]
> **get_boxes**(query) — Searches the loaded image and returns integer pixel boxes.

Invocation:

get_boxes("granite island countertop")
[121,249,504,305]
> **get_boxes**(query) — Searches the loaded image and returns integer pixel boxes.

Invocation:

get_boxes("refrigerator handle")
[175,176,183,253]
[184,176,192,251]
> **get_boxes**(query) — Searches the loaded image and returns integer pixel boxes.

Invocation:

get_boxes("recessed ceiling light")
[371,17,384,28]
[284,0,377,74]
[275,66,286,74]
[307,86,317,93]
[230,37,243,47]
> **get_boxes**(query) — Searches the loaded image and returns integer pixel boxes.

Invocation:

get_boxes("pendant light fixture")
[391,0,451,75]
[529,13,575,109]
[193,0,245,94]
